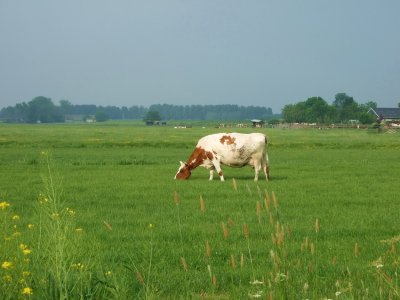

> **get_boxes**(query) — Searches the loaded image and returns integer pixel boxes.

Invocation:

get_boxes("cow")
[174,132,270,181]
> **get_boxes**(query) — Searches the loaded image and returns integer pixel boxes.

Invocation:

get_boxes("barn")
[367,107,400,125]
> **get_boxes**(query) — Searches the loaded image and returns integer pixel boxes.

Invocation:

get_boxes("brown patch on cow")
[186,147,209,169]
[218,171,223,177]
[205,151,214,160]
[219,135,236,145]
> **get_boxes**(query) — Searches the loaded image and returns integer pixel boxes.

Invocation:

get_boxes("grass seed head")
[200,195,205,213]
[243,223,249,239]
[354,242,359,257]
[222,223,229,239]
[315,218,320,233]
[135,271,145,285]
[256,201,261,223]
[206,241,211,258]
[173,191,179,205]
[212,274,217,287]
[180,257,188,271]
[272,191,278,209]
[230,254,236,269]
[103,220,113,231]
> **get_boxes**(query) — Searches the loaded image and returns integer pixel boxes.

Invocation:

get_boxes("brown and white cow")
[174,132,270,181]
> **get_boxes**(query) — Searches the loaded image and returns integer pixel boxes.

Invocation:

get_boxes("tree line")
[0,96,274,123]
[282,93,378,124]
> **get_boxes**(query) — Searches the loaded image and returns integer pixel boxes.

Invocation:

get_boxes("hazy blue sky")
[1,1,399,113]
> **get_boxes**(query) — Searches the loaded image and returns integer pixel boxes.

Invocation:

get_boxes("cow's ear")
[179,161,186,167]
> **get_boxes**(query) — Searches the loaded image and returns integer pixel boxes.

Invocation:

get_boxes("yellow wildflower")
[12,215,20,220]
[105,271,112,276]
[51,213,59,220]
[19,243,28,250]
[22,287,33,295]
[22,271,30,277]
[75,228,83,232]
[66,207,76,216]
[0,201,10,210]
[27,224,34,229]
[3,275,12,282]
[23,249,32,255]
[1,261,13,269]
[71,263,84,270]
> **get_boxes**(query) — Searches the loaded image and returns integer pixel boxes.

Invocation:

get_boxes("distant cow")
[174,132,270,181]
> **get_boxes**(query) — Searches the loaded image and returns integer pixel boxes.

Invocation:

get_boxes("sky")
[1,1,399,114]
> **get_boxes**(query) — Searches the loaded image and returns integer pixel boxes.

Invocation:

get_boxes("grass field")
[0,122,399,299]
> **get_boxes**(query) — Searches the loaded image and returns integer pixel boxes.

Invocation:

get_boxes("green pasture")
[0,122,399,299]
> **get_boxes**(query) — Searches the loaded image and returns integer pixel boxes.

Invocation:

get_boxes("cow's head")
[174,161,191,180]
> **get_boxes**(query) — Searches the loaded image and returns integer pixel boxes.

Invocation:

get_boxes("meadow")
[0,122,399,299]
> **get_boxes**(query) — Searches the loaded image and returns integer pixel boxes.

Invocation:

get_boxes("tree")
[95,111,109,122]
[359,112,375,124]
[333,93,359,122]
[27,96,64,123]
[143,110,161,123]
[59,100,73,116]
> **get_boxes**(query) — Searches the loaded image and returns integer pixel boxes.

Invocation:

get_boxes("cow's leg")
[211,159,224,181]
[209,169,214,181]
[262,152,270,181]
[254,161,261,181]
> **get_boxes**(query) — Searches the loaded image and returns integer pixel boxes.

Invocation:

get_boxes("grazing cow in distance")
[174,132,270,181]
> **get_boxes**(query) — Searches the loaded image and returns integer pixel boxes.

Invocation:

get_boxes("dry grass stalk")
[264,190,271,212]
[230,254,236,269]
[269,213,274,225]
[180,257,188,271]
[354,242,359,257]
[207,265,212,279]
[174,191,179,205]
[200,195,205,213]
[232,178,237,191]
[271,233,276,245]
[135,271,145,285]
[103,220,113,231]
[272,191,278,209]
[240,253,244,268]
[212,274,217,287]
[222,223,229,239]
[206,241,211,258]
[310,243,315,255]
[256,201,262,223]
[332,256,337,265]
[315,218,320,233]
[305,236,309,250]
[243,223,249,239]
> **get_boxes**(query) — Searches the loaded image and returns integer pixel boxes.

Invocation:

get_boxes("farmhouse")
[367,107,400,123]
[251,119,265,128]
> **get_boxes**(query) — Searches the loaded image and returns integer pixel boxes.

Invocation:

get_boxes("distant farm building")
[251,119,265,128]
[368,107,400,124]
